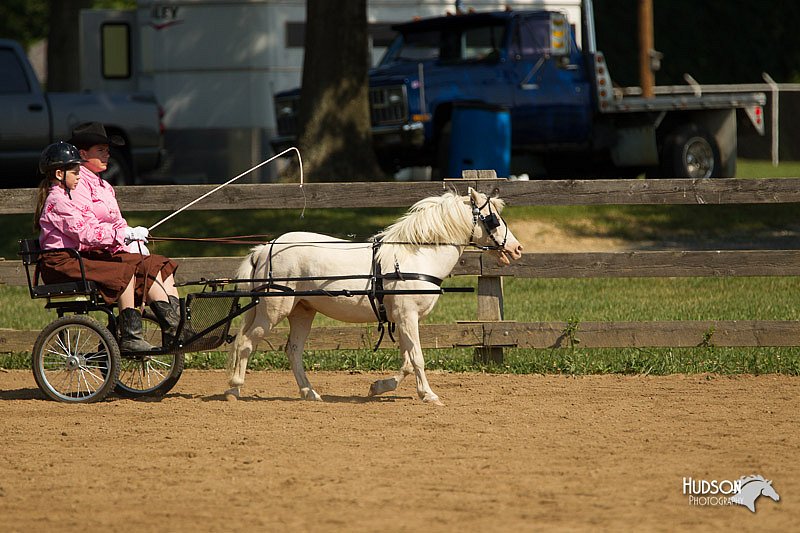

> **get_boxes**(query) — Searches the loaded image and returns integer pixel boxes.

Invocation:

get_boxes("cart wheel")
[32,315,120,403]
[115,315,185,398]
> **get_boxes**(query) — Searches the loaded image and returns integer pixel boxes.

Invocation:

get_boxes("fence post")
[474,270,505,365]
[461,168,507,364]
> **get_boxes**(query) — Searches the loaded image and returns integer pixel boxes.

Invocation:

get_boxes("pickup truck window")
[0,48,31,94]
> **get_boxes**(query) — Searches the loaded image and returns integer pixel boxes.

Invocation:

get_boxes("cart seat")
[18,238,100,301]
[30,280,98,299]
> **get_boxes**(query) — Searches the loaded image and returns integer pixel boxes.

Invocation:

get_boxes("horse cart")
[19,239,248,403]
[19,188,524,404]
[18,239,473,404]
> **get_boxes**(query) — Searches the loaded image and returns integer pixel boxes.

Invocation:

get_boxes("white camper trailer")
[80,0,582,183]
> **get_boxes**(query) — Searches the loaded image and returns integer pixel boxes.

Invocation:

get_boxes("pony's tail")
[235,244,266,288]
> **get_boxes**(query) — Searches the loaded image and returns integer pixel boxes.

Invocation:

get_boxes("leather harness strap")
[369,239,444,350]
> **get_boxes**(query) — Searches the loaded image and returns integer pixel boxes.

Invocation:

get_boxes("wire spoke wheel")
[32,315,120,403]
[115,315,184,398]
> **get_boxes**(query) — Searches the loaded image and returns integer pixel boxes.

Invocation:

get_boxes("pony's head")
[374,188,523,265]
[466,187,523,266]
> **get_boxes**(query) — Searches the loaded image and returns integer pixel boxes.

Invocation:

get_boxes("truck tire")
[105,147,134,185]
[661,124,721,179]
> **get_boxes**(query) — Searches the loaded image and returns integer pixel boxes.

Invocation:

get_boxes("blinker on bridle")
[470,196,508,250]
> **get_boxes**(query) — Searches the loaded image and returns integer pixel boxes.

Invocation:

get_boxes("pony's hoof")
[224,388,240,402]
[300,388,322,402]
[423,395,444,407]
[368,379,393,397]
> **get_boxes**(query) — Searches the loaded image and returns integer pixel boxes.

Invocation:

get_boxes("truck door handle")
[28,103,44,112]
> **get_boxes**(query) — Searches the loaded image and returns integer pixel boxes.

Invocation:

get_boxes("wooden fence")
[1,178,799,360]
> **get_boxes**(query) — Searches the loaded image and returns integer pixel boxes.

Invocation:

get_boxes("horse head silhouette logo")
[731,475,780,512]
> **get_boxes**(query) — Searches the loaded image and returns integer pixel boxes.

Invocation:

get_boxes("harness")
[367,238,446,350]
[367,196,509,349]
[239,193,508,351]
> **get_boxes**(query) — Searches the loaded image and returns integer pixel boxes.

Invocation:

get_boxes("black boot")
[150,296,187,347]
[118,308,156,352]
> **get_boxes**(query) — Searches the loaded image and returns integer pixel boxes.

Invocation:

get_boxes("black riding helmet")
[39,141,86,174]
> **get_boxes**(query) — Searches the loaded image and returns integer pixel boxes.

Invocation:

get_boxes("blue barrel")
[447,103,511,178]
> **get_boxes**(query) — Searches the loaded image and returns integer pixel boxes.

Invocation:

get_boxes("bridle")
[469,195,508,251]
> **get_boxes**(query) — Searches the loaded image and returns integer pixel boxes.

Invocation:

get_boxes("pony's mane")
[374,191,505,263]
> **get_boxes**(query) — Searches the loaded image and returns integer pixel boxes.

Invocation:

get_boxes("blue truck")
[272,1,766,179]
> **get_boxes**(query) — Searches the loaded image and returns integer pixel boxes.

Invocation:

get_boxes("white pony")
[225,188,523,404]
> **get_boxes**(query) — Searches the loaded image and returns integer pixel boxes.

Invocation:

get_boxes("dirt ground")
[0,369,796,532]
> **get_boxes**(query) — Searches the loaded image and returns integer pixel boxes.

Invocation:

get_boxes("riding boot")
[149,296,187,347]
[118,308,156,352]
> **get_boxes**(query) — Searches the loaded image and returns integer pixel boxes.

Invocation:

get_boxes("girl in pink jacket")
[35,139,181,353]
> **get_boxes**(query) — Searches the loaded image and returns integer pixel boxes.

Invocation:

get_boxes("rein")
[148,197,509,251]
[149,235,506,250]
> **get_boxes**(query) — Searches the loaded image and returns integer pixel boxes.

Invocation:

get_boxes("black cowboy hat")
[68,122,125,149]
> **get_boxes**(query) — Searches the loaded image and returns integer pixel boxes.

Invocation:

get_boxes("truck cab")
[275,10,591,175]
[273,6,764,179]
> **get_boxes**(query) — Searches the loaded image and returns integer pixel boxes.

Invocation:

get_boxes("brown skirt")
[39,250,178,305]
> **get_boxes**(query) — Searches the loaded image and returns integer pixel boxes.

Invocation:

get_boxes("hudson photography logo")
[682,475,780,512]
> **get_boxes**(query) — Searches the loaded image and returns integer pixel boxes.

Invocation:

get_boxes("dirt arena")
[0,369,796,531]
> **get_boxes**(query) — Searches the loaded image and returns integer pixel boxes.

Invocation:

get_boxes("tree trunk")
[46,0,92,91]
[295,0,385,182]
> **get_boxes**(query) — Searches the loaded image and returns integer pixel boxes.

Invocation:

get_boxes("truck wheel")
[105,147,134,185]
[662,124,720,179]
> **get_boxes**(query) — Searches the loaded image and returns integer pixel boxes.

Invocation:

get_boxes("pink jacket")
[38,185,127,252]
[70,166,146,254]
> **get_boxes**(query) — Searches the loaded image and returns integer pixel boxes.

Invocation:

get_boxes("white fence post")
[762,72,780,166]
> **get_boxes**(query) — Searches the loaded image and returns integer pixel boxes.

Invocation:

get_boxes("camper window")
[101,23,131,79]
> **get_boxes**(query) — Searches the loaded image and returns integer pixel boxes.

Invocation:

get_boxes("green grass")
[2,275,799,374]
[738,158,800,178]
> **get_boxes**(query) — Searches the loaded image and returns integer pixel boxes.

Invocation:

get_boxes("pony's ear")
[467,187,482,203]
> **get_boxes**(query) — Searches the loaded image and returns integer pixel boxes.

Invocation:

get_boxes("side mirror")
[549,13,570,57]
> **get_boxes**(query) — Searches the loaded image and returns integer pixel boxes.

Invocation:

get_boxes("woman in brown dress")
[35,140,181,352]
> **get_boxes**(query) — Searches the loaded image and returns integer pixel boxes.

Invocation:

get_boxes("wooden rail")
[2,178,800,215]
[1,178,798,359]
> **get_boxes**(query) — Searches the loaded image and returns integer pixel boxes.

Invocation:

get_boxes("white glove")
[126,241,150,256]
[124,226,149,244]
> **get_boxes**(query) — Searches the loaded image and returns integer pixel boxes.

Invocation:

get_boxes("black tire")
[661,124,721,179]
[104,147,134,185]
[32,315,121,403]
[115,315,185,398]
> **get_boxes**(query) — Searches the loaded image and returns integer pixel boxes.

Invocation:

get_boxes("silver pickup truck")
[0,39,163,187]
